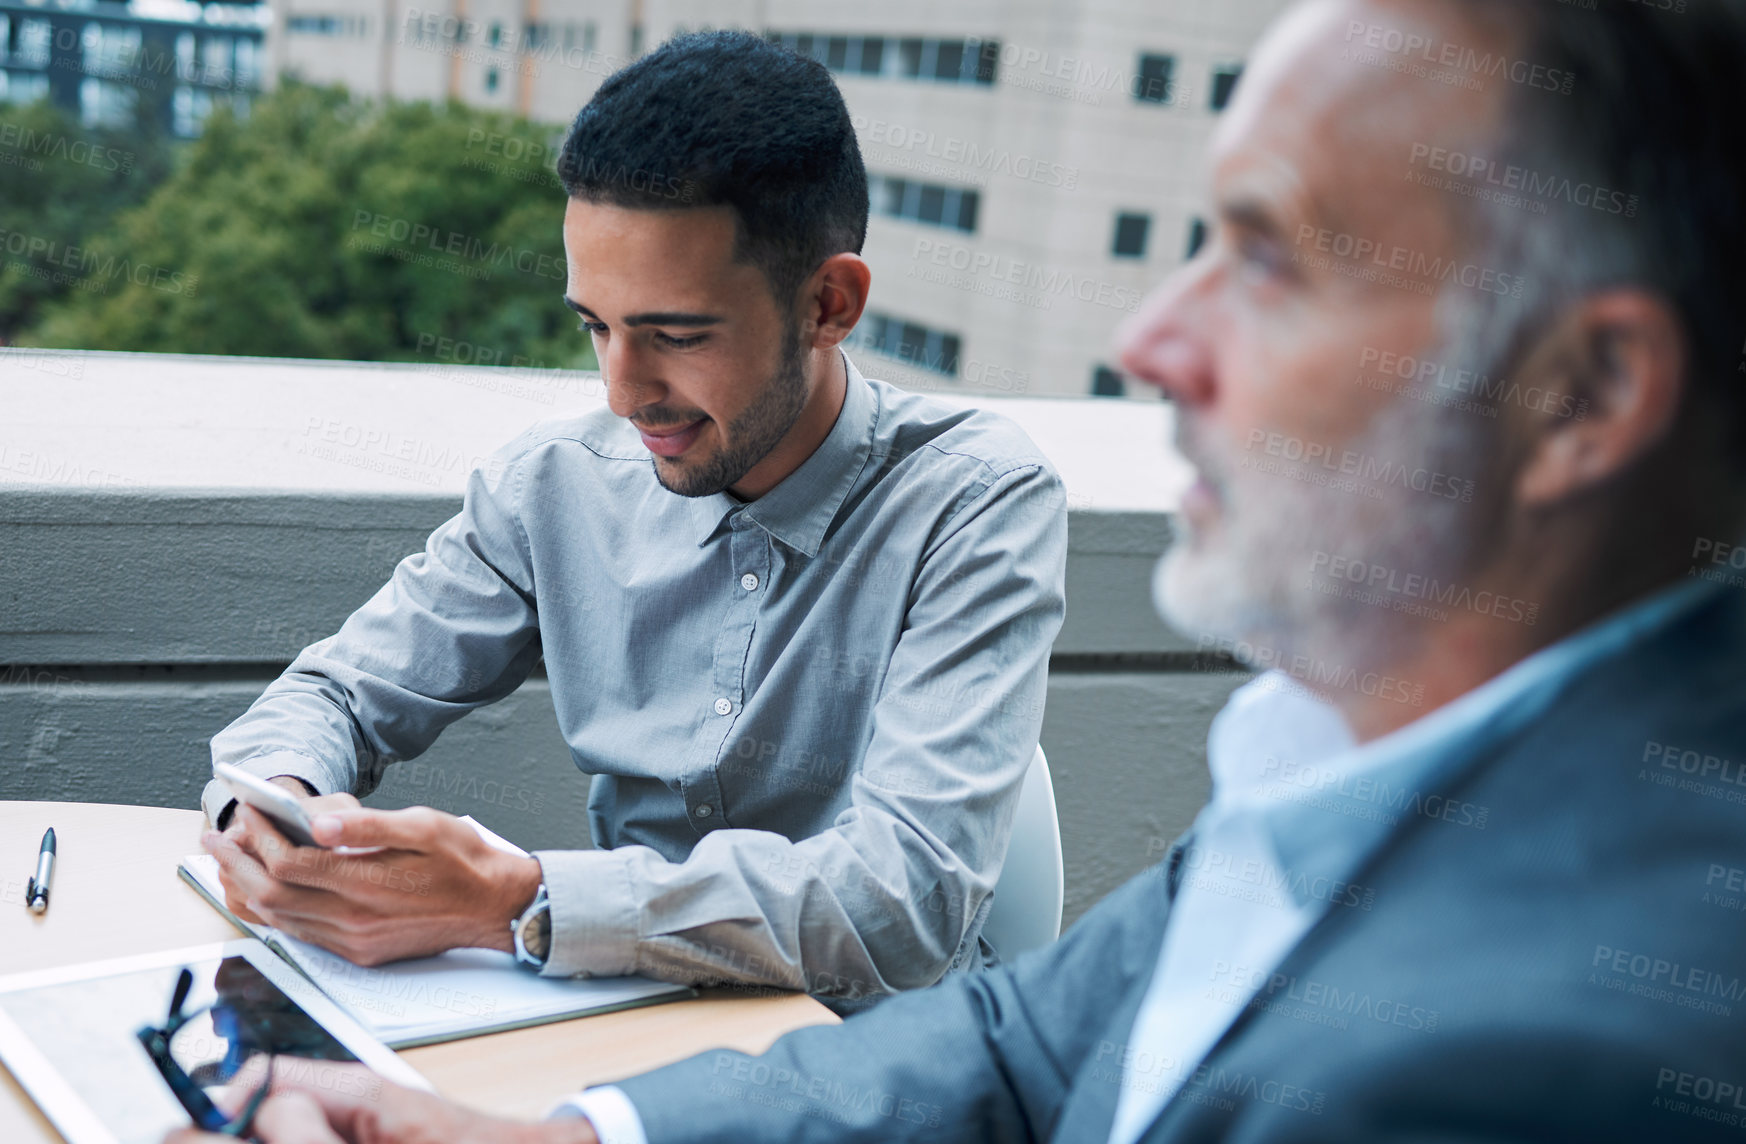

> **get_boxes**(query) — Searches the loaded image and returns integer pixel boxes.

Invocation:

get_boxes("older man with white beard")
[171,0,1746,1141]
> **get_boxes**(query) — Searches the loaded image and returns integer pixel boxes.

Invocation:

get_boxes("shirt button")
[694,804,713,818]
[740,572,759,591]
[713,697,732,716]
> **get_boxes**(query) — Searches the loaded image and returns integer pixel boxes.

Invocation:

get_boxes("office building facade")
[268,0,1292,397]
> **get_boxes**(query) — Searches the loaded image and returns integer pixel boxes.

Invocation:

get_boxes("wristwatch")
[511,883,551,969]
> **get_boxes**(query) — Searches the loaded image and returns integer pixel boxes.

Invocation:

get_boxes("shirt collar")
[732,348,877,558]
[682,486,741,548]
[1215,574,1724,909]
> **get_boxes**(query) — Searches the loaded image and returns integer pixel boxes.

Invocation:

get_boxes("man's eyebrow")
[561,296,724,328]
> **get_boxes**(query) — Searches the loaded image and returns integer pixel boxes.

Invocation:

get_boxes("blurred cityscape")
[1,0,1292,396]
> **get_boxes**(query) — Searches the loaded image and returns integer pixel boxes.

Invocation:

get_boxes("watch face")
[519,904,550,961]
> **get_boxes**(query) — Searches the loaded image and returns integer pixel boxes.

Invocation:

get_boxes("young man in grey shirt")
[200,30,1067,1006]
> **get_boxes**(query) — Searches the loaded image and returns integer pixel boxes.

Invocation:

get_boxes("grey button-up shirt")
[202,351,1067,1001]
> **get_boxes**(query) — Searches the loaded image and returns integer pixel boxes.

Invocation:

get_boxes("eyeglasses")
[136,967,275,1136]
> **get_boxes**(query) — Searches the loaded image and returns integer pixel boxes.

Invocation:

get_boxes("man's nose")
[1114,259,1217,407]
[603,338,666,418]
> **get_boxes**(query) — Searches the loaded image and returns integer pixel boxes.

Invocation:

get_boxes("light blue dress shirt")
[202,350,1068,1001]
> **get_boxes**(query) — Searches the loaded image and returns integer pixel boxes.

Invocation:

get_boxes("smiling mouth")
[636,418,707,458]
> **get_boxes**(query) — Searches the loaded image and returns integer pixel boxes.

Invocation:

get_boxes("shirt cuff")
[200,751,340,829]
[549,1085,649,1144]
[532,846,643,978]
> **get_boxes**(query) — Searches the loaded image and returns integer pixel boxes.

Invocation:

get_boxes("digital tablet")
[0,938,428,1144]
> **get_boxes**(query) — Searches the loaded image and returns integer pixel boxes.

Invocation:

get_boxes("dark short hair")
[557,29,869,308]
[1455,0,1746,473]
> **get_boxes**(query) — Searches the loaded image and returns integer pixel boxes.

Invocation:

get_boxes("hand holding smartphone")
[213,763,326,848]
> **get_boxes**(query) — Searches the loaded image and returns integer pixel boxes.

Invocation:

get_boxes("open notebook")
[178,817,693,1049]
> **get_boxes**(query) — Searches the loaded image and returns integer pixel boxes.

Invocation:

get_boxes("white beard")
[1154,394,1492,673]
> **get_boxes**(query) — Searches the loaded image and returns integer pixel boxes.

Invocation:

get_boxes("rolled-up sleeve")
[201,441,545,825]
[536,462,1068,997]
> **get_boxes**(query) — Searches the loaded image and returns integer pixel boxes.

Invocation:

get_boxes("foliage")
[10,82,593,372]
[0,97,174,344]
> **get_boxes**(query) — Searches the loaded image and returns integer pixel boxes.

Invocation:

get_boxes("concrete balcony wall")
[0,348,1247,926]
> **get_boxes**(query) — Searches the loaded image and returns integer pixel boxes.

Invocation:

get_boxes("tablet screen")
[0,948,363,1144]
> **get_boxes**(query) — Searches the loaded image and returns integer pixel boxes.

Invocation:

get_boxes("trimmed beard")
[653,318,810,498]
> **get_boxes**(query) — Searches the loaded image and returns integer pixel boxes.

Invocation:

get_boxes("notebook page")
[179,817,689,1046]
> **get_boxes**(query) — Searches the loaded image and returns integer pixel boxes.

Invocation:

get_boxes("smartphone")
[214,764,326,848]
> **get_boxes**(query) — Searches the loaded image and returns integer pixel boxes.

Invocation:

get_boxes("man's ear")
[1515,289,1686,507]
[801,253,872,350]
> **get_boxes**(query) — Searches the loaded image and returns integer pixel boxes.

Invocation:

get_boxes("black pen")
[26,828,55,914]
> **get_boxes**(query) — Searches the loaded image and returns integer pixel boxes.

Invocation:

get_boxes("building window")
[869,174,979,233]
[524,23,549,51]
[1186,217,1208,259]
[769,32,995,84]
[1091,365,1127,398]
[484,67,499,92]
[566,22,597,52]
[285,14,363,36]
[1112,212,1150,259]
[1210,65,1242,111]
[850,312,962,377]
[858,37,885,74]
[487,21,502,47]
[1135,53,1174,104]
[899,37,998,83]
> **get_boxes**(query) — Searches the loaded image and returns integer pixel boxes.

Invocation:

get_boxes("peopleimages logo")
[1295,225,1525,299]
[0,228,197,297]
[1357,347,1589,421]
[1654,1067,1746,1129]
[852,114,1078,189]
[1407,144,1638,217]
[1244,429,1477,503]
[348,211,566,279]
[910,238,1142,312]
[0,122,134,173]
[1308,550,1540,626]
[1342,20,1576,95]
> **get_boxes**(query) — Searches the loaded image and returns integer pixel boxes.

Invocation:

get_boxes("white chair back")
[981,744,1065,958]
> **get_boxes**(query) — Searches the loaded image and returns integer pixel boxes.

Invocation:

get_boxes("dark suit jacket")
[616,580,1746,1142]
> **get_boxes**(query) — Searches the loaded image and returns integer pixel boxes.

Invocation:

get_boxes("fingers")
[203,828,273,923]
[250,1091,349,1144]
[204,827,346,923]
[215,807,376,891]
[309,805,456,852]
[254,911,409,965]
[220,803,302,867]
[275,1070,540,1144]
[302,793,362,815]
[160,1086,349,1144]
[268,1065,406,1139]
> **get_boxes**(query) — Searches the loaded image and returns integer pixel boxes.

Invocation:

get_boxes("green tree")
[22,82,594,372]
[0,98,174,344]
